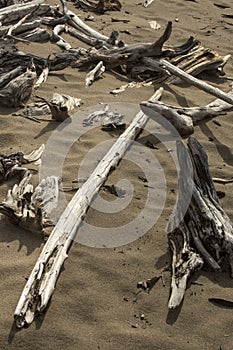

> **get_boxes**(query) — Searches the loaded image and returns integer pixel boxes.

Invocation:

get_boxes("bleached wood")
[85,61,105,86]
[61,0,108,42]
[141,85,233,135]
[14,88,163,328]
[167,137,233,309]
[160,59,233,106]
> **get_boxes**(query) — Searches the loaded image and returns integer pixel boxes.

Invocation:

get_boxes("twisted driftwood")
[140,85,233,136]
[167,137,233,309]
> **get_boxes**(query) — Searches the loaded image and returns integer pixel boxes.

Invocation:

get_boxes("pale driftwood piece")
[0,0,52,25]
[23,144,45,164]
[37,93,81,121]
[68,26,102,47]
[0,67,36,107]
[61,0,108,42]
[14,89,163,329]
[0,173,59,234]
[0,18,41,37]
[110,81,153,95]
[85,61,105,86]
[51,24,72,50]
[0,144,45,182]
[160,59,233,106]
[140,85,233,135]
[143,0,154,7]
[167,137,233,309]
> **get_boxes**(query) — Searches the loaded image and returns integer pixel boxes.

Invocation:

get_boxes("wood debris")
[0,144,44,182]
[167,137,233,309]
[0,173,59,234]
[36,93,81,121]
[140,85,233,135]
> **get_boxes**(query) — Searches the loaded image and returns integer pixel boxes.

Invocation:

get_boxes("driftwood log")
[167,137,233,309]
[140,85,233,136]
[13,89,162,328]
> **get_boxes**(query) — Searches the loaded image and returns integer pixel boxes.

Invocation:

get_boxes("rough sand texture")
[1,0,233,349]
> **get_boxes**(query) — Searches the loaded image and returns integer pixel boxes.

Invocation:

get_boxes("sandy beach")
[0,0,233,349]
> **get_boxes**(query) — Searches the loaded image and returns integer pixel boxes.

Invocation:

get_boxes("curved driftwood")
[140,85,233,136]
[167,137,233,309]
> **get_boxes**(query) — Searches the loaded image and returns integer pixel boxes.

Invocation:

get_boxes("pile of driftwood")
[0,0,231,109]
[0,0,233,329]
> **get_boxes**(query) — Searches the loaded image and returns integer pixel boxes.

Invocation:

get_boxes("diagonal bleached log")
[167,137,233,309]
[14,88,163,329]
[60,0,109,43]
[160,59,233,106]
[0,173,59,234]
[34,62,49,89]
[140,85,233,135]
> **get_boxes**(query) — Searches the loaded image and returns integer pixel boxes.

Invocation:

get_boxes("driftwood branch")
[14,88,163,328]
[167,137,233,309]
[140,85,233,135]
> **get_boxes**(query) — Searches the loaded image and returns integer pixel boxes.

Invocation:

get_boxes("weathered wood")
[0,173,59,234]
[77,0,122,13]
[85,60,105,86]
[61,0,109,42]
[167,137,233,309]
[0,145,45,182]
[36,93,81,121]
[14,88,163,328]
[0,67,36,107]
[0,0,52,25]
[51,24,72,50]
[160,59,233,105]
[140,85,233,135]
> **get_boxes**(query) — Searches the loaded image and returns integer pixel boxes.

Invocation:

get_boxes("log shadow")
[0,219,43,255]
[34,117,72,139]
[166,299,183,325]
[199,122,233,166]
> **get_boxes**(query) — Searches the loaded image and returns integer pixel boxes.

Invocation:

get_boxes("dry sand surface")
[1,0,233,349]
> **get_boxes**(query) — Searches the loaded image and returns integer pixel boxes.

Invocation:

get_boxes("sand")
[0,0,233,349]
